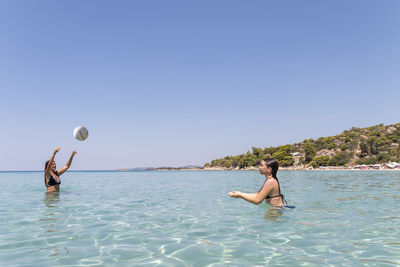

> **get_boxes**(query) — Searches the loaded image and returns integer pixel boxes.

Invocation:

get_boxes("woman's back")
[265,178,284,206]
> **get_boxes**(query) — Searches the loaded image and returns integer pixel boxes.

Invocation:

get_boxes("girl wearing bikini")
[44,147,77,193]
[228,158,291,208]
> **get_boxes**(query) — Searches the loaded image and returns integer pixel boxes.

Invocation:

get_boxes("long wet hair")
[261,158,290,206]
[259,158,281,193]
[44,160,51,187]
[264,158,279,179]
[44,160,57,187]
[45,160,50,171]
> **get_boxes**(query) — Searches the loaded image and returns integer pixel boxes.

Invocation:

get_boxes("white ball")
[73,126,89,141]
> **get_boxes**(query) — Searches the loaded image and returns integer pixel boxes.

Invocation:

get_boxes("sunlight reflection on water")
[0,170,399,266]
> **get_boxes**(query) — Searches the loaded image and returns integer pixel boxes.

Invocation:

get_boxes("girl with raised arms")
[44,147,77,193]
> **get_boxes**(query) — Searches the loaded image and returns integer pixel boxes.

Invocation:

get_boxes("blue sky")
[0,1,399,170]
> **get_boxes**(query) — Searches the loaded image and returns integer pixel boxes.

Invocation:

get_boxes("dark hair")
[45,160,55,170]
[258,158,280,193]
[262,158,290,206]
[264,158,279,179]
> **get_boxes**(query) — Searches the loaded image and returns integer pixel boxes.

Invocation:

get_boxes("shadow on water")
[40,192,62,233]
[264,207,284,221]
[43,191,60,208]
[40,191,71,257]
[264,205,296,221]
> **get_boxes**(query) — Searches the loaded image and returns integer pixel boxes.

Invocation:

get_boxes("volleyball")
[73,126,89,141]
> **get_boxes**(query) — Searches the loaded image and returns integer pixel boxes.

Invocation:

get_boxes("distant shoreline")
[2,168,397,172]
[116,167,400,171]
[204,167,400,171]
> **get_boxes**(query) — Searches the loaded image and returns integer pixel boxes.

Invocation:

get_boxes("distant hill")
[127,167,155,171]
[148,165,203,171]
[204,122,400,169]
[126,165,203,171]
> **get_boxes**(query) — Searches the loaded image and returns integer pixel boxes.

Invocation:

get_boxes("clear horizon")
[1,1,399,171]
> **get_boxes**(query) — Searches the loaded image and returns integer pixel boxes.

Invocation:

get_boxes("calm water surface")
[0,170,399,266]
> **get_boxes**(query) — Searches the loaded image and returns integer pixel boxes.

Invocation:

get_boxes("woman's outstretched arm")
[57,150,77,175]
[228,180,273,205]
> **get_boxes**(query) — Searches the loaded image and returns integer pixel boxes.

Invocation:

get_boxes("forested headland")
[204,123,400,169]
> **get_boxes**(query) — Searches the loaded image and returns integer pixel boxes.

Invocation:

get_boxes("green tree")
[222,158,233,168]
[310,156,330,168]
[270,150,294,166]
[367,137,378,155]
[252,147,264,160]
[348,140,358,150]
[304,142,316,162]
[388,135,400,143]
[280,155,294,166]
[376,137,390,147]
[359,142,368,157]
[368,130,379,137]
[231,155,242,168]
[239,152,257,168]
[377,153,391,163]
[315,137,336,150]
[389,147,400,161]
[271,151,288,162]
[350,127,361,132]
[328,152,353,166]
[277,144,292,153]
[356,157,378,165]
[327,142,336,149]
[263,147,277,156]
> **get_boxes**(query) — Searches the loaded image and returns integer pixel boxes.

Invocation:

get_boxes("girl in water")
[44,147,77,193]
[228,158,289,207]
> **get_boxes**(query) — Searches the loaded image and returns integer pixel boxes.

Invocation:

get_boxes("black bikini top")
[260,177,286,204]
[48,171,61,186]
[265,194,283,199]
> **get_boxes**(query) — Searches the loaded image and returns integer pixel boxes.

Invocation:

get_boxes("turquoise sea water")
[0,170,399,266]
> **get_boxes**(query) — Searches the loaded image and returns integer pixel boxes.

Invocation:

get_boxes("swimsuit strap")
[260,177,289,206]
[272,177,288,206]
[265,194,282,199]
[49,171,61,185]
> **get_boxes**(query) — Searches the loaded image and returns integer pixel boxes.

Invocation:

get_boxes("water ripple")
[0,171,399,266]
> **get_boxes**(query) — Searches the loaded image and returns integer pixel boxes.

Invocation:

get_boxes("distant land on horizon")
[117,165,203,171]
[205,122,400,169]
[118,122,400,171]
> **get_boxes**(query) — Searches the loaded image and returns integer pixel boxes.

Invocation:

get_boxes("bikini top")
[260,177,287,204]
[265,194,283,199]
[48,171,61,186]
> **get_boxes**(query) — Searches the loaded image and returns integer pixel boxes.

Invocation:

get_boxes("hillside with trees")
[204,122,400,169]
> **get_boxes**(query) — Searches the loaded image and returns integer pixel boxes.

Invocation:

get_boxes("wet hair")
[258,158,280,193]
[45,160,55,170]
[261,158,290,206]
[264,158,279,179]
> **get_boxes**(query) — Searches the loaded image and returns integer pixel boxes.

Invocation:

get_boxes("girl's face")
[259,160,271,176]
[51,162,56,171]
